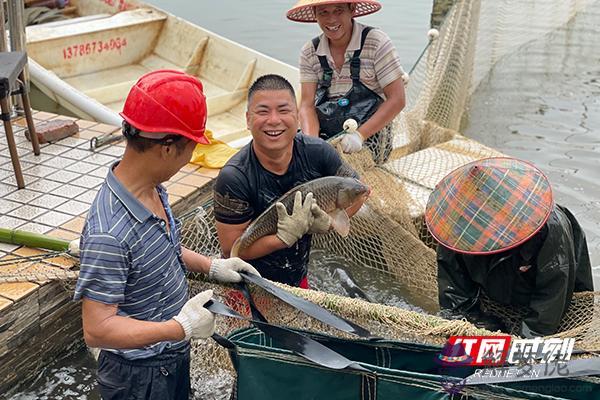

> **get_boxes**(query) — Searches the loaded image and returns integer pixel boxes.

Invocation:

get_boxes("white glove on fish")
[308,203,332,235]
[173,289,215,340]
[276,191,314,247]
[209,257,261,283]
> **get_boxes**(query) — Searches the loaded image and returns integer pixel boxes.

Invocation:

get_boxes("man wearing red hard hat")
[73,70,259,400]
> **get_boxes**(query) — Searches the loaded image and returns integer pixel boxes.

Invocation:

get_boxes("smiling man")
[213,74,366,288]
[287,0,406,164]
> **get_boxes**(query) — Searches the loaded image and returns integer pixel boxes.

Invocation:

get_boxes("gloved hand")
[209,257,261,283]
[276,191,314,247]
[340,131,364,153]
[173,289,215,340]
[307,203,332,234]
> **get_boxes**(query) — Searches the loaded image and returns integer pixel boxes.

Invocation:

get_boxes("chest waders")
[313,26,392,164]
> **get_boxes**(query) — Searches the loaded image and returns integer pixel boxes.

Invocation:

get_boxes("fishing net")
[0,248,78,288]
[176,205,600,399]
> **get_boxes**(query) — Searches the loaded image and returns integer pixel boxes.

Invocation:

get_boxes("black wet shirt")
[214,133,359,286]
[437,205,594,337]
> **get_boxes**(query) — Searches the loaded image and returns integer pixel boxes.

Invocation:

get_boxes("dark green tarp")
[226,327,600,400]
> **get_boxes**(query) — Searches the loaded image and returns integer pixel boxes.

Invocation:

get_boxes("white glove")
[340,131,364,153]
[68,239,80,256]
[172,289,215,340]
[209,257,261,283]
[276,191,314,247]
[307,203,332,234]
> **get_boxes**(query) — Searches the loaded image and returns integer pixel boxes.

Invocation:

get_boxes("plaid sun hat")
[425,157,554,255]
[286,0,381,23]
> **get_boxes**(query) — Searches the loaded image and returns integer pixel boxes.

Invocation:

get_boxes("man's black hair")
[247,74,296,106]
[122,121,191,155]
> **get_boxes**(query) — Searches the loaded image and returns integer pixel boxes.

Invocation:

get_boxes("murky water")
[465,1,600,287]
[309,249,428,313]
[6,347,98,400]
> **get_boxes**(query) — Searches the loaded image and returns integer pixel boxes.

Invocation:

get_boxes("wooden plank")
[27,9,165,78]
[184,37,209,76]
[139,54,180,71]
[65,63,145,93]
[206,89,246,116]
[233,58,256,91]
[27,8,166,43]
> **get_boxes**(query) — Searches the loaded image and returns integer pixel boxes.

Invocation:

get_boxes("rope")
[0,269,79,283]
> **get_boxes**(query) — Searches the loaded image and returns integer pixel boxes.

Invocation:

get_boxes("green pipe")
[0,228,71,252]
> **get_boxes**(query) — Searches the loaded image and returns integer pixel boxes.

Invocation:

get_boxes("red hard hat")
[120,69,209,144]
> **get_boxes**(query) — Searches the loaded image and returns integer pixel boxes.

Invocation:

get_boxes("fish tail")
[230,237,241,258]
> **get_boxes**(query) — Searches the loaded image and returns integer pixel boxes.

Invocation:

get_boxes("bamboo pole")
[0,228,71,252]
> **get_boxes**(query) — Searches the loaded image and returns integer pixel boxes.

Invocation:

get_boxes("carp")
[231,176,369,257]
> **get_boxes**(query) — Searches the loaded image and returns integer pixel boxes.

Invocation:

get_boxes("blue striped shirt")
[74,163,189,360]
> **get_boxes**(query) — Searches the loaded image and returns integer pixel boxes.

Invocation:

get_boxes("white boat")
[25,0,299,148]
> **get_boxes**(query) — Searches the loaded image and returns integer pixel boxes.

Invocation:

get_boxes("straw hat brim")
[425,157,554,255]
[286,0,382,23]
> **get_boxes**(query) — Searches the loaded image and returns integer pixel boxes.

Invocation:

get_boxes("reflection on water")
[465,1,600,287]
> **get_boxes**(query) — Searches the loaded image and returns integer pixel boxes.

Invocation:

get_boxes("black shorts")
[97,345,190,400]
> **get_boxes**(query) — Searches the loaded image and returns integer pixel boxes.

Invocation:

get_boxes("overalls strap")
[312,26,374,88]
[350,26,373,82]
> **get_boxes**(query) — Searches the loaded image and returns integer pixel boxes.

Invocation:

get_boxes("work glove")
[173,289,215,340]
[341,118,363,153]
[307,203,332,234]
[276,191,314,247]
[209,257,261,283]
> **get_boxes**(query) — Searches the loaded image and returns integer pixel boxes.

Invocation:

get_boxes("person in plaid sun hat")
[425,157,593,337]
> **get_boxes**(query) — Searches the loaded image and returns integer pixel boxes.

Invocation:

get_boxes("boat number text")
[62,37,128,60]
[99,0,129,12]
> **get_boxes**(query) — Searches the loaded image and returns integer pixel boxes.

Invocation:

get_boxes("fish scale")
[231,176,368,257]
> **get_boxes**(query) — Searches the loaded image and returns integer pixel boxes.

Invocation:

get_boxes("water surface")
[465,1,600,286]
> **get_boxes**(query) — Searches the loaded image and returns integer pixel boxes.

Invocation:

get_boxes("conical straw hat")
[425,157,554,255]
[286,0,381,23]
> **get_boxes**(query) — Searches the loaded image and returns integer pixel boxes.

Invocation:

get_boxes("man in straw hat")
[425,157,593,338]
[287,0,406,163]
